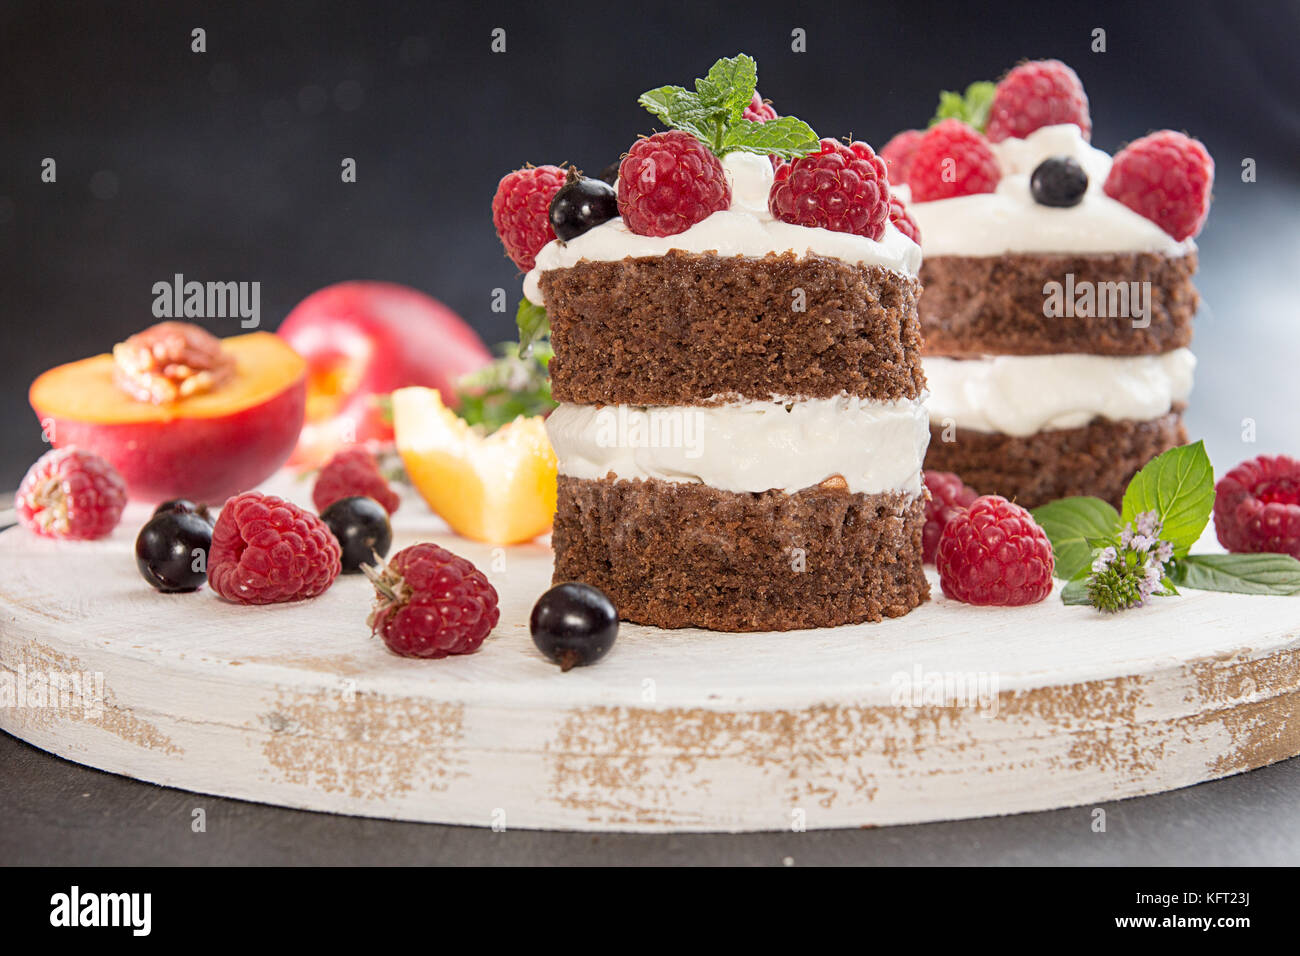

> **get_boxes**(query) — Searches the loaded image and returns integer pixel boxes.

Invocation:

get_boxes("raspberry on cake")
[511,55,929,631]
[887,61,1212,509]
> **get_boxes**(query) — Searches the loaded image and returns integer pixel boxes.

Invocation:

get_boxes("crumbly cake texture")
[918,251,1198,357]
[540,251,925,406]
[552,475,929,631]
[924,409,1188,510]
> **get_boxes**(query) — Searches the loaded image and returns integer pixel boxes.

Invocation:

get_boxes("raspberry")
[617,131,730,237]
[16,447,127,540]
[492,164,566,271]
[208,492,341,604]
[742,90,777,123]
[985,59,1091,144]
[312,446,400,515]
[1103,130,1214,241]
[889,196,920,244]
[1213,455,1300,559]
[769,139,892,240]
[907,119,1001,202]
[880,129,923,185]
[922,471,978,563]
[367,543,500,658]
[937,495,1054,606]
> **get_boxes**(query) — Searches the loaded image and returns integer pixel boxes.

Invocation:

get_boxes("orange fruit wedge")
[391,386,556,545]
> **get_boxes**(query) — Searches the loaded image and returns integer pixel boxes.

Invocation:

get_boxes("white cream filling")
[523,152,922,304]
[923,349,1196,436]
[901,124,1196,258]
[546,394,930,496]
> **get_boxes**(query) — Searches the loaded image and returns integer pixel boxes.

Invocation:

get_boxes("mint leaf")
[721,115,820,159]
[1120,441,1215,557]
[929,81,996,132]
[1172,553,1300,596]
[516,298,549,354]
[1061,576,1092,606]
[637,55,819,160]
[696,54,757,123]
[1031,496,1121,580]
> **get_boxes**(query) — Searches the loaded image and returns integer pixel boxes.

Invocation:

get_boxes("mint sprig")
[929,81,996,132]
[454,341,555,433]
[637,54,820,160]
[1033,441,1300,610]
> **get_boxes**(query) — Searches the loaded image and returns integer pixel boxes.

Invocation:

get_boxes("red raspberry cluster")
[208,492,341,604]
[368,542,500,658]
[16,447,126,541]
[769,138,893,240]
[906,119,1001,203]
[985,59,1091,143]
[491,164,566,271]
[1214,455,1300,559]
[937,495,1055,606]
[1104,130,1214,241]
[312,446,400,515]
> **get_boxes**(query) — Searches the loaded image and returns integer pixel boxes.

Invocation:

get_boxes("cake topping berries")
[366,543,500,658]
[907,118,1001,202]
[1103,130,1214,241]
[619,54,820,237]
[113,321,236,404]
[492,164,567,271]
[937,495,1055,606]
[208,492,341,604]
[617,130,732,237]
[888,196,921,245]
[1213,454,1300,559]
[529,582,619,671]
[769,139,894,240]
[985,59,1091,143]
[880,128,924,184]
[549,168,619,241]
[16,447,127,541]
[1030,155,1089,207]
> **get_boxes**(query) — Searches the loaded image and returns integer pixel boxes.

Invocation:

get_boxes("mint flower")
[1086,510,1177,612]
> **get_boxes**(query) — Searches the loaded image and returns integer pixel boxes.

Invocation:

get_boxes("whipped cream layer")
[923,348,1196,436]
[546,394,930,496]
[523,152,922,304]
[902,125,1195,258]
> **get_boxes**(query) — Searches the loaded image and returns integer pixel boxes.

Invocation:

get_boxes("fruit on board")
[391,386,556,545]
[277,281,492,466]
[30,329,306,504]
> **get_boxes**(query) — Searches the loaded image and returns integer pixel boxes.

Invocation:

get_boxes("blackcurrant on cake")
[495,56,930,631]
[882,60,1213,508]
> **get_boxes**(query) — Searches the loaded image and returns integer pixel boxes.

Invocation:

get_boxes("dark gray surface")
[3,731,1297,865]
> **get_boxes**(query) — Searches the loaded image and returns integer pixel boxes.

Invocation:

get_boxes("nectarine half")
[30,332,306,504]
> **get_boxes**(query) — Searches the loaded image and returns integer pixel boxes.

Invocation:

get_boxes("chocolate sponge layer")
[918,251,1198,357]
[552,475,929,631]
[924,410,1188,510]
[539,251,925,406]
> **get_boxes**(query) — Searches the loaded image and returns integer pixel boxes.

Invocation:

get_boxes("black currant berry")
[597,162,619,186]
[549,176,618,241]
[135,511,212,593]
[529,582,618,671]
[153,499,213,524]
[1030,156,1088,207]
[320,495,392,573]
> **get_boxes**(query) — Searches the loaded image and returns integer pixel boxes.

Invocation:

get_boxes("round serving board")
[2,471,1298,832]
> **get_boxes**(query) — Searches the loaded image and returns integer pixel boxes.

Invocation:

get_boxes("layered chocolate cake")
[884,61,1213,508]
[503,57,930,631]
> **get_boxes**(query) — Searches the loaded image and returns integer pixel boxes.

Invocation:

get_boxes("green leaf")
[638,85,695,128]
[929,81,996,132]
[696,54,758,123]
[455,341,556,433]
[1031,496,1121,580]
[1120,441,1215,557]
[1061,577,1092,606]
[720,115,820,159]
[1172,553,1300,596]
[516,298,549,354]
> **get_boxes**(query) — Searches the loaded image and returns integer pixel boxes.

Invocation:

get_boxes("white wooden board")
[1,471,1297,832]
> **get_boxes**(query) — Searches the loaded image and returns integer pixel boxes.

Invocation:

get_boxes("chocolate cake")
[887,64,1212,510]
[517,101,930,630]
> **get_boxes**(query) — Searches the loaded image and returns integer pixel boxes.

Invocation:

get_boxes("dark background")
[2,0,1298,490]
